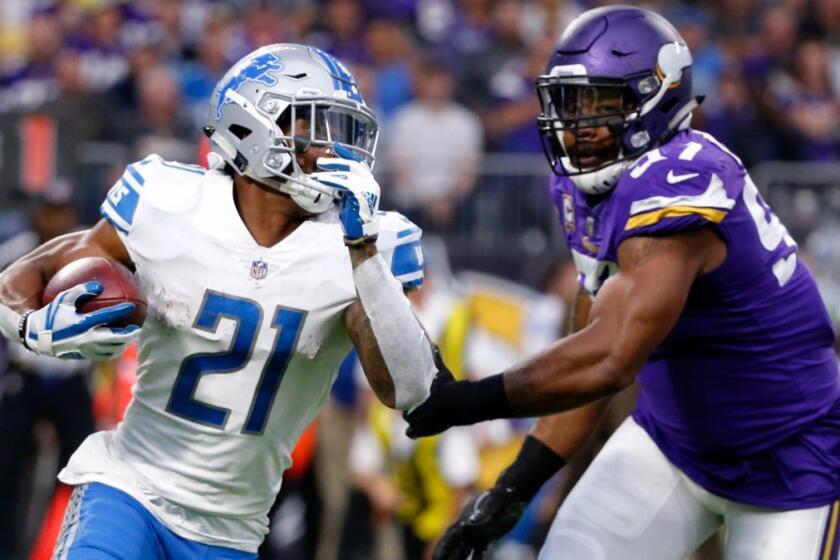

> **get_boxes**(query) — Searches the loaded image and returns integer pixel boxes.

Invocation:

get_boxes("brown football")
[42,257,147,328]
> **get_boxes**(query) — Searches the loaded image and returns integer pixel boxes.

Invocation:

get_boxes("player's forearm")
[345,299,396,407]
[501,325,628,416]
[0,226,119,313]
[348,242,378,269]
[530,400,609,459]
[0,237,66,342]
[347,246,436,410]
[0,237,63,312]
[526,288,611,459]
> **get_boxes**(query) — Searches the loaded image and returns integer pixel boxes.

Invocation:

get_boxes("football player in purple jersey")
[405,6,840,560]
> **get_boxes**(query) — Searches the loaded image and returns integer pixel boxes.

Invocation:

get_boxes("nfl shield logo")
[250,259,268,280]
[562,194,575,232]
[585,216,595,237]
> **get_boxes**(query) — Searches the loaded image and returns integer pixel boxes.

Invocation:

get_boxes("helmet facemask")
[537,76,642,194]
[537,41,698,195]
[234,93,378,213]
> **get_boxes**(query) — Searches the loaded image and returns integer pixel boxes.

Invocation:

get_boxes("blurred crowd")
[1,1,840,559]
[1,0,839,223]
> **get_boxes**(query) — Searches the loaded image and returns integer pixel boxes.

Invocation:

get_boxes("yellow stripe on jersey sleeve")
[625,206,729,230]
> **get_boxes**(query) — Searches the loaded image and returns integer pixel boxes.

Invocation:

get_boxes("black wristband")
[344,234,378,247]
[497,435,566,501]
[18,310,34,348]
[456,374,511,425]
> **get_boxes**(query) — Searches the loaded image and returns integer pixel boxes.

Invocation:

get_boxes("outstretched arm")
[406,228,725,436]
[502,229,721,413]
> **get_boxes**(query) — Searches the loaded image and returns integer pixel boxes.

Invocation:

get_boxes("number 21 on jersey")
[166,290,306,434]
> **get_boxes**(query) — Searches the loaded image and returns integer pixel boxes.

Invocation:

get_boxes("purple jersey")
[551,129,840,509]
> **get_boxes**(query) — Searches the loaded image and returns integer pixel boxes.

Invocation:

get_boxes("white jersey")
[58,155,424,552]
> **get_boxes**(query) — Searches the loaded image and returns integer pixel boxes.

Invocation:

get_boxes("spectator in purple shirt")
[770,37,840,161]
[0,8,61,112]
[309,0,370,64]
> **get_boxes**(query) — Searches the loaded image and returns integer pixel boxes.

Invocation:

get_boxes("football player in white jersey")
[0,44,439,559]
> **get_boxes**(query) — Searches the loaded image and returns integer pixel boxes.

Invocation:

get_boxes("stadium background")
[0,0,838,559]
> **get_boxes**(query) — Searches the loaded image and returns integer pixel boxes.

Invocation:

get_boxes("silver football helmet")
[206,43,379,213]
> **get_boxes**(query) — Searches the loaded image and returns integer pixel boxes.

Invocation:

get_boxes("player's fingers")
[82,348,123,362]
[471,541,489,560]
[315,157,351,172]
[60,280,103,307]
[405,421,444,439]
[86,325,140,344]
[309,174,350,193]
[433,527,469,560]
[56,351,86,360]
[80,302,136,328]
[110,325,140,336]
[332,143,365,162]
[68,280,104,303]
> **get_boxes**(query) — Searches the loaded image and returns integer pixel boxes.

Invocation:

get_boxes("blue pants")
[53,483,256,559]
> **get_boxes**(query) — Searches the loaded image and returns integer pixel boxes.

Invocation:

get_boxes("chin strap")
[668,95,704,133]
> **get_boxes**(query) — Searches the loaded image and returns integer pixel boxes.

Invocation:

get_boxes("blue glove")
[312,144,381,245]
[23,280,139,361]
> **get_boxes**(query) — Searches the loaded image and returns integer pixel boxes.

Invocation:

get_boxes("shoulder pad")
[610,132,743,241]
[101,154,207,233]
[376,211,424,289]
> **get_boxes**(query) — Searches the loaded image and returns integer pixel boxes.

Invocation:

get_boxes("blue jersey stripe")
[391,240,424,278]
[103,177,140,229]
[396,227,421,239]
[100,208,129,234]
[161,161,206,175]
[126,164,145,186]
[401,278,424,289]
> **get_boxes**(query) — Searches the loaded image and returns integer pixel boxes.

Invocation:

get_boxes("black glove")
[433,485,526,560]
[433,435,566,559]
[404,348,510,438]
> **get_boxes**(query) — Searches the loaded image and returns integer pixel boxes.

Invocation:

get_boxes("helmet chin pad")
[248,155,336,214]
[566,158,632,195]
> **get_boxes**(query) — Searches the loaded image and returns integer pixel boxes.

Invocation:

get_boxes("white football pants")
[539,417,840,560]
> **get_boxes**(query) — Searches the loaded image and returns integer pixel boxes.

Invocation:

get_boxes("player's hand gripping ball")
[23,257,146,361]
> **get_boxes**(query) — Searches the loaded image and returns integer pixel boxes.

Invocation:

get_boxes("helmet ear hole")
[229,124,252,140]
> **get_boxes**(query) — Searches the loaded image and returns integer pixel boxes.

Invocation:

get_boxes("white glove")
[23,281,140,361]
[312,144,380,245]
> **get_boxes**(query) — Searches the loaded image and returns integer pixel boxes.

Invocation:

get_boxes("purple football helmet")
[536,6,702,194]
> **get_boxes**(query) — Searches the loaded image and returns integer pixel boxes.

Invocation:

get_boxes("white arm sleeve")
[353,253,436,410]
